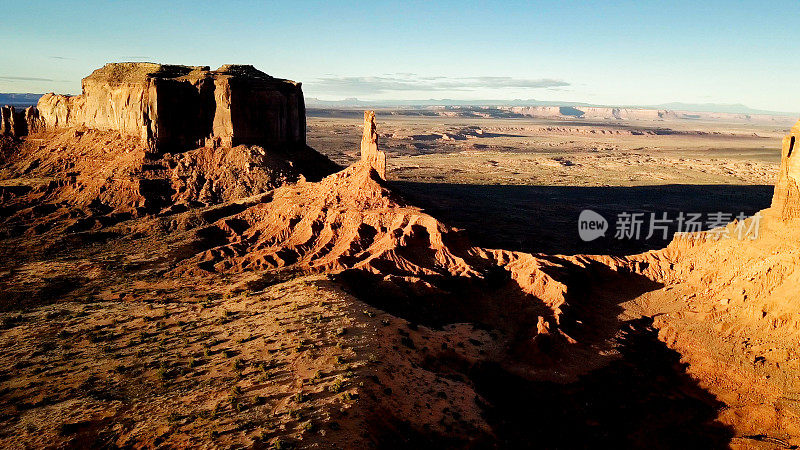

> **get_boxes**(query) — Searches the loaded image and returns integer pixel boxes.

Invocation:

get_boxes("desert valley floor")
[308,112,784,254]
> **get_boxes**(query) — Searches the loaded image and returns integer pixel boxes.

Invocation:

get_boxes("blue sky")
[2,0,798,112]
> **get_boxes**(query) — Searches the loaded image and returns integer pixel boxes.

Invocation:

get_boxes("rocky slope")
[615,120,800,446]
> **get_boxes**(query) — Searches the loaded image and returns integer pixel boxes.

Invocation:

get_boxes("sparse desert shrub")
[57,329,72,339]
[271,437,293,449]
[156,367,172,382]
[328,378,344,393]
[45,310,65,320]
[309,314,323,324]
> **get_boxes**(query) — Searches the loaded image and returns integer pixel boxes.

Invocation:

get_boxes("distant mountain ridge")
[0,93,43,107]
[306,97,797,117]
[638,102,791,116]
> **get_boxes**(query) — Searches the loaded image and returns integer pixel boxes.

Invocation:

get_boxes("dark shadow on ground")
[335,265,557,333]
[392,182,773,255]
[470,318,734,449]
[340,260,734,448]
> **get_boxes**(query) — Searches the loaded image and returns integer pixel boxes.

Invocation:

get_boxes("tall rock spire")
[360,110,386,179]
[771,120,800,220]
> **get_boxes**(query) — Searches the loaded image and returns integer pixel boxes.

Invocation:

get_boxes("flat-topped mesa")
[771,120,800,220]
[359,110,386,179]
[36,62,306,151]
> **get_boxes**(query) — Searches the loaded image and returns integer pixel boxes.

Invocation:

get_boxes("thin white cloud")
[310,74,569,96]
[119,56,154,61]
[0,76,70,82]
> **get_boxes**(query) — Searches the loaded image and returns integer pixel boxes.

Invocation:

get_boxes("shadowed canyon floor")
[1,111,799,449]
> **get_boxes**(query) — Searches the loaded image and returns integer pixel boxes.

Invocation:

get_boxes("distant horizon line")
[0,92,796,117]
[305,97,799,117]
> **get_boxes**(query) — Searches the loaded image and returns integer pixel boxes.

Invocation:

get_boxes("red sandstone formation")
[3,61,800,446]
[0,63,337,224]
[771,120,800,220]
[175,116,800,444]
[0,105,40,137]
[36,63,306,151]
[359,110,386,179]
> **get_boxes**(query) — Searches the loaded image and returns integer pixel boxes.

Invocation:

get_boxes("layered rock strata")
[36,63,306,151]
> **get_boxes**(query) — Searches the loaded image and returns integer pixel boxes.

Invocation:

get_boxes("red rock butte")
[34,62,306,151]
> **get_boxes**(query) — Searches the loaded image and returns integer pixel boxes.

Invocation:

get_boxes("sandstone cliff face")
[36,63,306,151]
[359,110,386,179]
[0,105,40,137]
[0,106,10,136]
[770,120,800,220]
[23,107,42,134]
